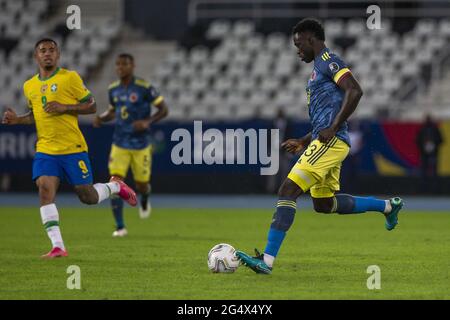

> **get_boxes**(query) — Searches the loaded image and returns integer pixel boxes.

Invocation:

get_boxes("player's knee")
[36,180,55,203]
[277,179,302,199]
[313,199,334,214]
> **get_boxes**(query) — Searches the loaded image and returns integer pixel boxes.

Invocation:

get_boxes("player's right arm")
[5,81,36,125]
[2,107,35,125]
[281,132,312,154]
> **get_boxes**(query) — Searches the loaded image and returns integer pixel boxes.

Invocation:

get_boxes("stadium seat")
[438,19,450,37]
[186,76,209,94]
[232,20,255,38]
[168,104,188,121]
[189,46,209,65]
[189,103,212,120]
[206,20,231,40]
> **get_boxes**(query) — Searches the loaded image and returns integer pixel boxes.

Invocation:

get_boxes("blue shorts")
[32,152,93,185]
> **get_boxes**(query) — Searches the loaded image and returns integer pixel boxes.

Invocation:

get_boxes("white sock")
[263,253,275,268]
[40,204,65,250]
[384,200,392,214]
[94,182,120,203]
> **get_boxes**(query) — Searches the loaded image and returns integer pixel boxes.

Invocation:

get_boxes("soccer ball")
[207,243,240,273]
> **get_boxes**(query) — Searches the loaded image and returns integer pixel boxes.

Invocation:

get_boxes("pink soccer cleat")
[41,247,68,259]
[110,177,137,207]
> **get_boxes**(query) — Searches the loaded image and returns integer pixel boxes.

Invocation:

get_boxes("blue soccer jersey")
[306,47,352,146]
[108,77,164,150]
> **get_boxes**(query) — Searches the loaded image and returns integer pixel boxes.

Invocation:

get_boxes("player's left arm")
[318,70,363,143]
[44,71,97,115]
[148,99,169,125]
[132,86,169,131]
[45,96,97,115]
[132,100,169,131]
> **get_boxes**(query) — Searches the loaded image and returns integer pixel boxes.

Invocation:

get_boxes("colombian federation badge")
[129,92,138,103]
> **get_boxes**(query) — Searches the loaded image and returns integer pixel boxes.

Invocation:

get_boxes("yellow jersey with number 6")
[23,67,92,155]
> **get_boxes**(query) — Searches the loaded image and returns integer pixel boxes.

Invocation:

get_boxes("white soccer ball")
[207,243,240,273]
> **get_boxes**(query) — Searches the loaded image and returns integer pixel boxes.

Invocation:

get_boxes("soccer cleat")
[385,197,404,231]
[112,228,128,237]
[139,199,151,219]
[235,249,272,275]
[41,247,68,259]
[110,177,137,207]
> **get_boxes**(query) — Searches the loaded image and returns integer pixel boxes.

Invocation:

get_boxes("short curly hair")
[292,18,325,41]
[34,38,58,50]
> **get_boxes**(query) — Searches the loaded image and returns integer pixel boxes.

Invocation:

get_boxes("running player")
[2,38,137,258]
[93,53,168,237]
[235,19,404,274]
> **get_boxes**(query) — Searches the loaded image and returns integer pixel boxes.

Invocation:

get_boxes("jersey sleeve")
[146,85,164,106]
[69,71,92,102]
[318,53,352,85]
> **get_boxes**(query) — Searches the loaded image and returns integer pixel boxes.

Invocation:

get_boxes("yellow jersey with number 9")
[23,67,92,155]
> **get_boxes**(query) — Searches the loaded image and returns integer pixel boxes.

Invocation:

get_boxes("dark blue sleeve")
[145,85,163,105]
[317,53,350,83]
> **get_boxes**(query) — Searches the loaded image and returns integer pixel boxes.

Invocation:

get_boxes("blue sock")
[335,194,386,214]
[111,197,124,229]
[265,228,287,257]
[264,198,296,258]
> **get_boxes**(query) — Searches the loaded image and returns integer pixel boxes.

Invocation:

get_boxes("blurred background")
[1,0,450,196]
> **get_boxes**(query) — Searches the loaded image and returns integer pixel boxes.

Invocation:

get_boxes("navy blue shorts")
[32,152,93,185]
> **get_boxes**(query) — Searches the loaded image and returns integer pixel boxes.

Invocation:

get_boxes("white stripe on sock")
[384,200,392,214]
[94,182,120,203]
[263,253,275,268]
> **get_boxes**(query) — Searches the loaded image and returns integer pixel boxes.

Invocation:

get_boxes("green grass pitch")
[0,206,449,299]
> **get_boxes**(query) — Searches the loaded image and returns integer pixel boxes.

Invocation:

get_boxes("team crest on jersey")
[50,84,58,92]
[129,92,138,103]
[310,70,317,81]
[40,84,48,94]
[329,62,340,73]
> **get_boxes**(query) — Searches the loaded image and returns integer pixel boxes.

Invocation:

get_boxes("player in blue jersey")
[236,19,404,274]
[93,53,169,237]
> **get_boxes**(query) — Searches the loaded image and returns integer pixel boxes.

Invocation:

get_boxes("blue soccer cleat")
[235,249,272,275]
[385,197,404,231]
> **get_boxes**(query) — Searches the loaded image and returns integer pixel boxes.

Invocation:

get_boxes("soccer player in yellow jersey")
[2,38,138,259]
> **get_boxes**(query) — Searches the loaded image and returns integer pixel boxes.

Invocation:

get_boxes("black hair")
[117,53,134,62]
[292,18,325,41]
[34,38,58,50]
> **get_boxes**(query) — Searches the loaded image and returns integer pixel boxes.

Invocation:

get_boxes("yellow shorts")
[287,137,350,198]
[108,144,153,183]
